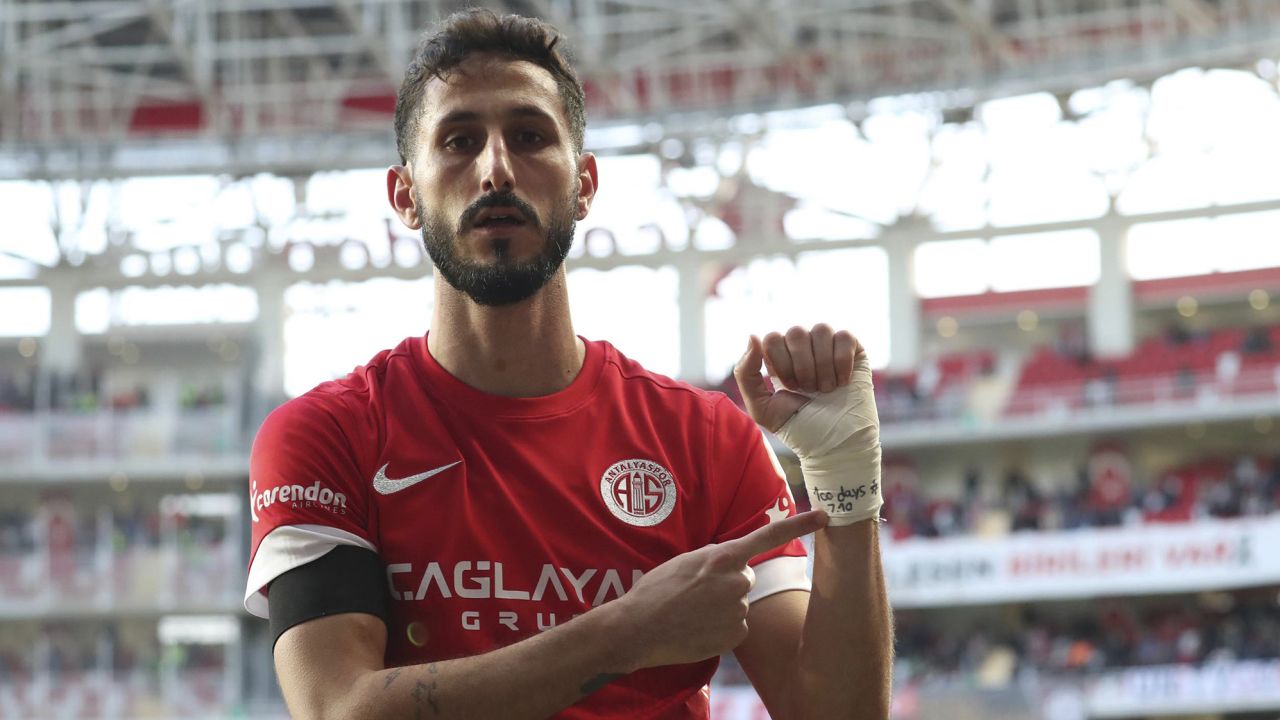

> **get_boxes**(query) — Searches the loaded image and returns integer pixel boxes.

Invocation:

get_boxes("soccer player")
[244,9,891,719]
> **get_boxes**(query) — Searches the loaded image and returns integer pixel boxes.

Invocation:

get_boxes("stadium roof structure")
[1,0,1279,180]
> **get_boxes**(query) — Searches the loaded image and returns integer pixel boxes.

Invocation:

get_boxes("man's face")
[407,53,593,306]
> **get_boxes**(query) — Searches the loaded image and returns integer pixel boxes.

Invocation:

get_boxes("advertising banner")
[1088,660,1280,717]
[883,515,1280,606]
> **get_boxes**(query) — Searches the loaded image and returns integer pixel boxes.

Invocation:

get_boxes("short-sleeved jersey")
[244,335,808,719]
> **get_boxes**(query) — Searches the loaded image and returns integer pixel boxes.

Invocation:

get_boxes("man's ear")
[387,165,421,230]
[575,152,598,221]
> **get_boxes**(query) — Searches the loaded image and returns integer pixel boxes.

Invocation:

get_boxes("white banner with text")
[883,515,1280,607]
[1087,660,1280,717]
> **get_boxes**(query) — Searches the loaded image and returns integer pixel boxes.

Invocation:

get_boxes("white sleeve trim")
[243,524,378,619]
[746,555,811,604]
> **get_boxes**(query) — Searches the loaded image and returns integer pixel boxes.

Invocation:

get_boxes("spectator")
[1055,322,1089,363]
[1165,322,1191,347]
[0,370,36,411]
[1242,326,1273,355]
[1004,468,1043,532]
[883,452,1277,541]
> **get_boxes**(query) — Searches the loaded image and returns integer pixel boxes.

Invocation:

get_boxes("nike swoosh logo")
[372,461,461,495]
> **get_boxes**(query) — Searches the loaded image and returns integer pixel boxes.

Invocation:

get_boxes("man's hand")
[735,324,882,527]
[733,324,861,432]
[615,510,827,671]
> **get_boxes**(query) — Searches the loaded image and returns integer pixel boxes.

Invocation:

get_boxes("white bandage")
[774,354,882,526]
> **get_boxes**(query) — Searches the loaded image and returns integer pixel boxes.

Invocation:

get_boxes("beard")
[419,187,577,307]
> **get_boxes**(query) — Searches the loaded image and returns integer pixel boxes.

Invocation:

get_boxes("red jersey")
[245,335,808,719]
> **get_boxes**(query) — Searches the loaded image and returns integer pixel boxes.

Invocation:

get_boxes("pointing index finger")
[723,510,828,563]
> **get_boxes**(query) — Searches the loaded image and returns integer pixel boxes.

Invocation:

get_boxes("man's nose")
[480,134,515,193]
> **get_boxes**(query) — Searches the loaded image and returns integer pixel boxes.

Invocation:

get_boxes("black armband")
[268,544,390,648]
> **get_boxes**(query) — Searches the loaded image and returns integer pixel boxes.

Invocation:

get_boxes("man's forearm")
[793,519,893,720]
[280,515,823,720]
[340,606,637,720]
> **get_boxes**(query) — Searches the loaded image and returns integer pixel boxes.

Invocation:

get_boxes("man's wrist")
[799,444,883,526]
[591,596,647,674]
[775,353,883,526]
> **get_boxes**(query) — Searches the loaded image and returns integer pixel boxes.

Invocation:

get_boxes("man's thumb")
[733,335,772,414]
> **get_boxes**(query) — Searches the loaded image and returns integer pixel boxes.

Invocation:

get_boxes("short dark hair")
[394,9,587,164]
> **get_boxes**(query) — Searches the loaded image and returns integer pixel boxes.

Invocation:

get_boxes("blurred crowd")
[883,452,1280,540]
[1017,321,1280,414]
[713,588,1280,688]
[0,367,230,414]
[0,495,233,610]
[0,622,231,719]
[0,500,167,560]
[0,628,225,681]
[0,368,36,412]
[0,368,112,413]
[893,587,1280,686]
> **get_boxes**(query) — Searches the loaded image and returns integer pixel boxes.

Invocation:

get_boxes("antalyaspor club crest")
[600,458,677,526]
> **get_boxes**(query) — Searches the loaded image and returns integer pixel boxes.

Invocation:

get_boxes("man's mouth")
[473,209,528,228]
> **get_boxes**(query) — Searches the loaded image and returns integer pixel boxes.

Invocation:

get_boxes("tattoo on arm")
[411,679,427,719]
[383,667,403,689]
[580,673,624,697]
[428,680,441,715]
[411,678,441,718]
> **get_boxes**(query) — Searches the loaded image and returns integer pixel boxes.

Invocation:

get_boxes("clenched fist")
[735,324,883,527]
[733,323,861,432]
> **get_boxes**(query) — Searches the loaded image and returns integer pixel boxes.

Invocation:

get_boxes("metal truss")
[1,0,1279,180]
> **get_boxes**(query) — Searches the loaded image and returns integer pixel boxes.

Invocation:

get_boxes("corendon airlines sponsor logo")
[249,479,348,522]
[600,458,677,527]
[385,560,643,632]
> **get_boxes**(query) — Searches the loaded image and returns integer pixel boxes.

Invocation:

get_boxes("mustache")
[459,191,540,229]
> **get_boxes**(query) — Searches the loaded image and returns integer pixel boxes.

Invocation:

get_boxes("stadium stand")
[873,451,1280,540]
[4,2,1280,718]
[0,270,1276,719]
[1008,323,1280,416]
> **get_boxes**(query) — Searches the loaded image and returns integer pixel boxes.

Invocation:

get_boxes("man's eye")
[444,136,474,150]
[516,130,544,144]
